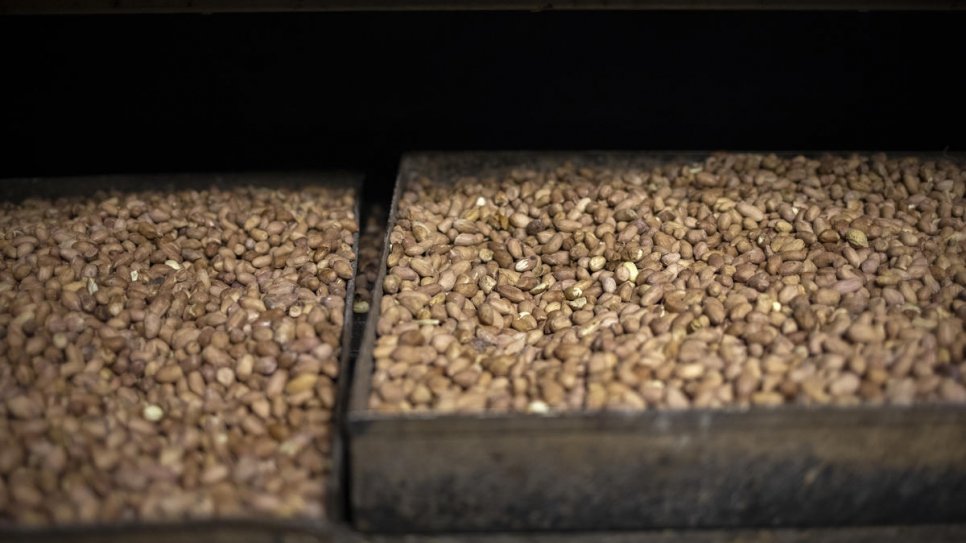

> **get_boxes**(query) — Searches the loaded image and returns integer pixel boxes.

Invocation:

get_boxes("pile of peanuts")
[0,184,356,524]
[369,153,966,413]
[353,204,387,315]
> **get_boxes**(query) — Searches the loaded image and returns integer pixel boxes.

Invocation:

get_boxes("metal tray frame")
[347,151,966,533]
[0,172,365,543]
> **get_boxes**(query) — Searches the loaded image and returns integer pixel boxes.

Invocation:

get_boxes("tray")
[347,151,966,533]
[0,172,364,543]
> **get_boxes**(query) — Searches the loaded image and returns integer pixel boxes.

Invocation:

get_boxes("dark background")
[1,11,964,198]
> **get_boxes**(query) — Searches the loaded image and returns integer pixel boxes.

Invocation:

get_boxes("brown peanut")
[0,183,357,524]
[370,153,965,414]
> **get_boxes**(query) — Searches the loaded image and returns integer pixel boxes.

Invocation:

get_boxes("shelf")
[1,0,964,15]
